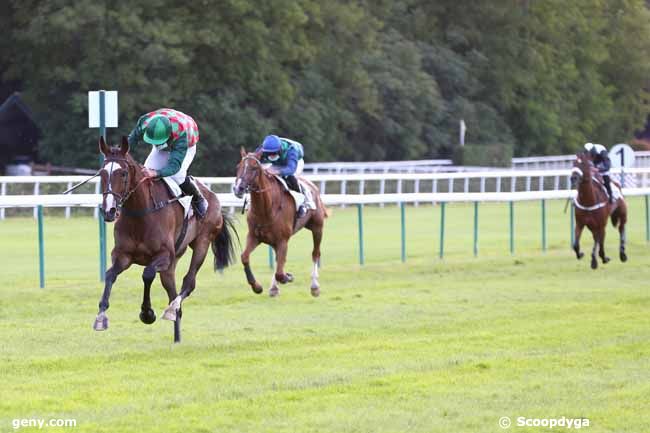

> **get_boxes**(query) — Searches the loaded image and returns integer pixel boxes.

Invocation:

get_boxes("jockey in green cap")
[127,108,208,218]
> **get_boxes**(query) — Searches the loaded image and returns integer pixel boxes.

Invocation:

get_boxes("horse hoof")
[139,308,156,325]
[276,273,293,284]
[576,252,584,260]
[311,286,320,297]
[620,252,628,262]
[590,258,598,269]
[93,313,108,331]
[252,283,263,294]
[602,257,610,264]
[269,287,279,297]
[162,297,181,321]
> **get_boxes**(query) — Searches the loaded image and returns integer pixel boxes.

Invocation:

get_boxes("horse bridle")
[237,155,270,194]
[101,157,144,209]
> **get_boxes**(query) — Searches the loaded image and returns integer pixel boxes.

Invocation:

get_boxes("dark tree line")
[2,0,650,174]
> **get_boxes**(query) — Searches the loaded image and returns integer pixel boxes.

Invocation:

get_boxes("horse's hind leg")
[178,237,211,301]
[242,232,263,294]
[309,225,323,297]
[573,221,585,260]
[598,226,610,264]
[270,240,292,297]
[94,253,131,331]
[617,208,628,262]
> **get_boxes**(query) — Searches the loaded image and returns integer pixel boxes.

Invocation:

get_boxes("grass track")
[1,198,649,432]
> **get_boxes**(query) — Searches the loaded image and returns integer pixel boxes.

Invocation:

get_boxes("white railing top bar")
[4,187,650,209]
[2,166,649,187]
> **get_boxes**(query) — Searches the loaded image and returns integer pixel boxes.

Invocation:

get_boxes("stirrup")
[297,205,307,218]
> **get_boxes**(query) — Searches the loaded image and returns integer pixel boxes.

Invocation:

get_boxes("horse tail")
[212,212,240,272]
[324,206,331,218]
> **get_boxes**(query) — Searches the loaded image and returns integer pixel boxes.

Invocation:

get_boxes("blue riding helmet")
[261,135,282,153]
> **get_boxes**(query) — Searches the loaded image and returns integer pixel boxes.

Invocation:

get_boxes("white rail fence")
[1,167,649,218]
[301,151,650,173]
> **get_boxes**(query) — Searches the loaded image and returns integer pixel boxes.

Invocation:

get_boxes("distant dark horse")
[94,137,238,342]
[232,149,328,296]
[571,151,628,269]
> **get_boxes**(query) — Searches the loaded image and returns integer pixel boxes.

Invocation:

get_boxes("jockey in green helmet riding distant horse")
[255,134,309,218]
[127,108,208,218]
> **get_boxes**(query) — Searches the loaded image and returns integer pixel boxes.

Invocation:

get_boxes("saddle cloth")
[162,177,193,219]
[272,175,317,210]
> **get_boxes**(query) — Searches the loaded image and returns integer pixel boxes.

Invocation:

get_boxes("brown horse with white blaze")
[94,136,238,343]
[232,149,327,297]
[571,151,628,269]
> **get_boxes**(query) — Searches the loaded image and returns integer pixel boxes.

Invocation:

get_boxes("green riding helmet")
[143,115,172,147]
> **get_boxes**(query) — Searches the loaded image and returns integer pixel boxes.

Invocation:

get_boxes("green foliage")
[2,0,650,173]
[453,143,513,167]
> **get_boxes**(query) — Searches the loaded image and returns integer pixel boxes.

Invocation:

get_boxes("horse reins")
[237,155,284,226]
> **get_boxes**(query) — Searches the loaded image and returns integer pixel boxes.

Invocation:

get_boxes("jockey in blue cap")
[584,142,613,203]
[256,135,309,218]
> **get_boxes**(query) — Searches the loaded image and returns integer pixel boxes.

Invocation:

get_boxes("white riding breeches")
[144,145,197,184]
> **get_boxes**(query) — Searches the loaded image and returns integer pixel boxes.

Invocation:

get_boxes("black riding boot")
[285,175,307,218]
[604,175,613,203]
[180,176,208,218]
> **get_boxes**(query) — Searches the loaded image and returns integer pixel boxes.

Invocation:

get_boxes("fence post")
[357,204,364,265]
[400,202,406,262]
[646,195,649,243]
[541,199,547,252]
[509,201,514,254]
[473,201,479,257]
[33,182,40,219]
[439,202,446,259]
[268,246,274,269]
[645,195,650,242]
[0,181,6,219]
[37,205,45,288]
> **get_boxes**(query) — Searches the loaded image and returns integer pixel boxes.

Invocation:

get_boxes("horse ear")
[120,136,130,155]
[240,147,247,158]
[99,136,109,155]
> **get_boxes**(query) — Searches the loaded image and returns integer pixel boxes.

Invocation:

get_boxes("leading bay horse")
[232,149,328,296]
[571,151,628,269]
[94,136,238,343]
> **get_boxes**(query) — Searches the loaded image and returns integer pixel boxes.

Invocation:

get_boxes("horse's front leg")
[94,253,132,331]
[242,232,263,294]
[159,262,184,343]
[270,240,292,297]
[598,227,610,264]
[573,221,585,260]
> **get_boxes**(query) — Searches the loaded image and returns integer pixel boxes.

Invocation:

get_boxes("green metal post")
[541,199,547,252]
[99,209,106,281]
[645,195,650,242]
[357,204,365,265]
[439,202,446,259]
[99,90,106,167]
[37,205,45,289]
[646,195,649,243]
[509,201,514,254]
[473,202,479,257]
[268,246,274,269]
[570,203,575,247]
[400,202,406,262]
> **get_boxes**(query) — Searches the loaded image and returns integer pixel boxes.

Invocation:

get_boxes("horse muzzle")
[101,207,117,222]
